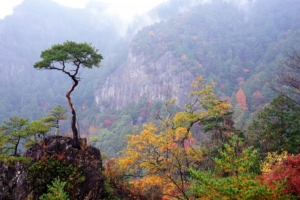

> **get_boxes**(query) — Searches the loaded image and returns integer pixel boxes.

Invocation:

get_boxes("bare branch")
[271,48,300,105]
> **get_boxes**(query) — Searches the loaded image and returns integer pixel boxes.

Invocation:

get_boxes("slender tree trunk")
[71,110,80,149]
[14,136,20,156]
[66,76,80,149]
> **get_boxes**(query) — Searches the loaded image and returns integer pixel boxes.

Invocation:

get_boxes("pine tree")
[39,178,69,200]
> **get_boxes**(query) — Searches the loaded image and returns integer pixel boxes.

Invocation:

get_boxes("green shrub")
[27,156,85,198]
[39,178,69,200]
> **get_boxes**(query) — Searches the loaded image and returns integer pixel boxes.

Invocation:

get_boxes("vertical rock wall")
[95,51,195,110]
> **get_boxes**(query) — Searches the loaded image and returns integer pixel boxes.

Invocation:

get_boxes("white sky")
[0,0,167,20]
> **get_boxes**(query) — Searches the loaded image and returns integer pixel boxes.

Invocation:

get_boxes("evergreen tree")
[39,178,69,200]
[0,117,29,156]
[46,105,69,136]
[248,94,300,155]
[34,41,103,149]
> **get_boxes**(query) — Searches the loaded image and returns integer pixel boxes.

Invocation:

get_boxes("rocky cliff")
[95,51,195,110]
[0,136,104,200]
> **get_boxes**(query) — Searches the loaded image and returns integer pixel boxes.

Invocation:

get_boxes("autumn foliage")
[101,77,300,199]
[236,87,248,109]
[262,153,300,196]
[118,122,201,199]
[106,77,235,199]
[103,120,113,128]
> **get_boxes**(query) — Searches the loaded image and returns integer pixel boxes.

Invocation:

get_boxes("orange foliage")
[104,158,119,179]
[181,55,188,60]
[148,31,155,36]
[104,158,138,199]
[88,125,97,133]
[130,175,166,199]
[243,68,249,73]
[198,63,204,69]
[118,122,203,199]
[236,88,248,109]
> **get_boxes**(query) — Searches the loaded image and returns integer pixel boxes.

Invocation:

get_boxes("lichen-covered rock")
[0,136,104,200]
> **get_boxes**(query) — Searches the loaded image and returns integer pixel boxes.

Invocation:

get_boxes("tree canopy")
[34,41,103,70]
[34,41,103,149]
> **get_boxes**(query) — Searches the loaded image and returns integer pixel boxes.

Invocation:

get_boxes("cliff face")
[0,136,104,200]
[95,51,195,110]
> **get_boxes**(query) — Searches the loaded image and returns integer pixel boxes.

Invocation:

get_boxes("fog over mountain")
[2,1,300,198]
[0,0,206,125]
[0,0,299,134]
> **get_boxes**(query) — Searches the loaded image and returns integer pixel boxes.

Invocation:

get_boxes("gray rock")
[95,51,194,111]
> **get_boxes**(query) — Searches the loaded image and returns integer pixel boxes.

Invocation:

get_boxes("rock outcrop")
[0,136,104,200]
[94,51,195,111]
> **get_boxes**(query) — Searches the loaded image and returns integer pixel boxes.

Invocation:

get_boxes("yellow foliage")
[118,121,203,198]
[189,76,231,117]
[130,175,174,199]
[173,112,199,128]
[115,76,234,198]
[174,127,188,141]
[261,151,288,174]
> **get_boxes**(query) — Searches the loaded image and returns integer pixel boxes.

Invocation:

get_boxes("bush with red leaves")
[262,154,300,196]
[103,119,113,128]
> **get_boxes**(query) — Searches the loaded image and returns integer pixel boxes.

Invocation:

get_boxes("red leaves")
[236,88,248,109]
[262,154,300,196]
[103,120,113,128]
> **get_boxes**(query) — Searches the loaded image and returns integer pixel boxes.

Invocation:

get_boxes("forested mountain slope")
[95,0,300,128]
[0,0,121,126]
[1,0,300,146]
[0,0,198,130]
[2,1,300,198]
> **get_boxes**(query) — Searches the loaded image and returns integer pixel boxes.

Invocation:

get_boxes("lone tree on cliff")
[34,41,103,149]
